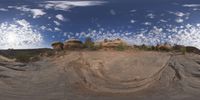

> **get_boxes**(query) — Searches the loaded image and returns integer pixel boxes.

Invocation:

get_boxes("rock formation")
[0,50,200,100]
[156,43,172,51]
[99,38,127,48]
[64,39,83,49]
[51,41,64,50]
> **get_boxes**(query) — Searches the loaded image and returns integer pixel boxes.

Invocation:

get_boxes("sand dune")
[0,51,199,100]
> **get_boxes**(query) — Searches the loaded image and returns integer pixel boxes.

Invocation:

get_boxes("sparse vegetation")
[14,52,40,62]
[153,43,172,52]
[0,49,53,63]
[136,44,154,51]
[50,38,200,54]
[15,54,32,62]
[115,43,127,51]
[84,37,97,50]
[180,47,187,55]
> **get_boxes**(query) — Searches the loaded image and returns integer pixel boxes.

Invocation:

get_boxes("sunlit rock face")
[0,51,200,99]
[0,19,44,49]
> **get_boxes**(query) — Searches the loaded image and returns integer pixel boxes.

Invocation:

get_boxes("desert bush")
[180,47,187,55]
[15,53,34,62]
[84,37,99,50]
[158,46,171,52]
[151,46,158,51]
[30,56,40,62]
[115,43,127,51]
[137,44,150,51]
[41,50,56,57]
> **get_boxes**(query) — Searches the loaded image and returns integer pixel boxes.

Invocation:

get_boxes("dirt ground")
[0,51,200,100]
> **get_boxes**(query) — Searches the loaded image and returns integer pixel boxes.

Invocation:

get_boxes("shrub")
[84,37,98,50]
[137,44,149,51]
[15,54,34,62]
[30,56,40,62]
[115,43,127,51]
[180,47,187,55]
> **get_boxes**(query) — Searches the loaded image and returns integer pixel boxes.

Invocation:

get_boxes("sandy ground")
[0,51,199,100]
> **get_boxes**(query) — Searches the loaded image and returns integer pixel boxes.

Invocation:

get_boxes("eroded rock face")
[51,42,64,50]
[64,39,83,49]
[99,38,127,48]
[156,43,172,51]
[186,46,200,54]
[63,51,170,93]
[0,51,200,100]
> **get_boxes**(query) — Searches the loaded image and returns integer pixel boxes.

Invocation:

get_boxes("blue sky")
[1,0,200,49]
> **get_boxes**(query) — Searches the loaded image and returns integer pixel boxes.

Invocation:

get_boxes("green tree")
[84,37,96,50]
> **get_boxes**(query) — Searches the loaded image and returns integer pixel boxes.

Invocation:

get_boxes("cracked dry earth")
[0,51,200,100]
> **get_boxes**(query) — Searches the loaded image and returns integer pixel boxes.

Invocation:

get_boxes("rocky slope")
[0,50,199,100]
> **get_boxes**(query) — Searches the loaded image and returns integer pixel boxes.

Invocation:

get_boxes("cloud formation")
[0,19,44,49]
[41,1,106,11]
[8,6,46,18]
[54,20,61,26]
[0,8,8,11]
[183,4,200,7]
[56,14,65,21]
[175,18,184,23]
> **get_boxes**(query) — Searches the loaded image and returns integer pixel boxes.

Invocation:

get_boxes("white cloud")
[0,19,44,49]
[0,8,8,11]
[175,18,184,23]
[192,8,200,11]
[53,21,61,26]
[16,19,31,27]
[41,1,106,11]
[130,9,137,13]
[160,19,167,23]
[110,9,116,15]
[30,9,46,18]
[169,11,188,17]
[147,13,155,19]
[168,24,200,49]
[54,27,61,31]
[63,32,68,37]
[143,22,152,26]
[40,25,47,30]
[183,4,200,7]
[56,14,65,21]
[82,24,200,49]
[130,20,136,23]
[8,6,46,18]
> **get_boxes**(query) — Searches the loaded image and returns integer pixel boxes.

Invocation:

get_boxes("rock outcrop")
[156,43,172,51]
[0,51,200,100]
[64,39,83,50]
[51,41,64,50]
[99,38,127,48]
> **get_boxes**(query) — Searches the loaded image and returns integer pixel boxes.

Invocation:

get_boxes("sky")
[1,0,200,49]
